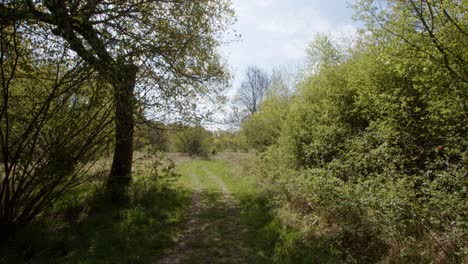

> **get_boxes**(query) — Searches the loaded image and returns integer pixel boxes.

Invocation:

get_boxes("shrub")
[173,126,212,158]
[249,6,468,260]
[0,29,113,241]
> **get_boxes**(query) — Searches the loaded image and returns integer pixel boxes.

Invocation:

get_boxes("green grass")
[176,157,343,264]
[1,175,190,263]
[1,153,341,263]
[175,158,281,263]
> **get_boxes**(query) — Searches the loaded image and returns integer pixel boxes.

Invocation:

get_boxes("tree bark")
[107,63,138,203]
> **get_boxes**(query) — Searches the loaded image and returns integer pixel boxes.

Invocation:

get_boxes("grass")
[1,152,342,263]
[209,153,344,264]
[1,154,191,263]
[1,185,190,264]
[175,157,280,263]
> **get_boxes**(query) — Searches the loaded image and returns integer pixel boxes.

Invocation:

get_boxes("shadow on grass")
[164,190,257,264]
[236,191,345,264]
[1,182,191,264]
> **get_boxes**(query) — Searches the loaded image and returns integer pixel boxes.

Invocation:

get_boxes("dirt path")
[156,165,254,264]
[157,173,203,264]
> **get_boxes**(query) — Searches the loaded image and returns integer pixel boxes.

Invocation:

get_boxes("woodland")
[0,0,466,263]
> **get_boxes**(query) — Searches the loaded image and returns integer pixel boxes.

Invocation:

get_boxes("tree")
[352,0,468,172]
[237,66,271,116]
[241,69,293,150]
[355,0,467,84]
[173,125,211,158]
[306,34,347,74]
[0,0,234,202]
[0,24,113,241]
[254,1,467,260]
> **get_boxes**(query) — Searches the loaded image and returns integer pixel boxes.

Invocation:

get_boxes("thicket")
[242,1,467,262]
[211,130,244,152]
[138,122,242,157]
[173,126,213,158]
[0,151,186,262]
[241,70,293,151]
[0,26,113,241]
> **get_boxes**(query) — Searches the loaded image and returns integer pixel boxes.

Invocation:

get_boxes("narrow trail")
[157,173,203,264]
[156,162,255,264]
[205,169,233,204]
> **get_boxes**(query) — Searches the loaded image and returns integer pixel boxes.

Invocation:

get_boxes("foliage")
[145,126,170,152]
[0,25,113,241]
[0,0,235,200]
[133,149,179,183]
[0,161,189,263]
[240,69,293,151]
[241,0,467,262]
[133,121,171,152]
[306,33,347,71]
[173,125,212,158]
[0,0,235,119]
[211,130,244,152]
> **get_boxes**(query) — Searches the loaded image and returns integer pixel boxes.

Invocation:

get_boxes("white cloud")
[219,0,358,101]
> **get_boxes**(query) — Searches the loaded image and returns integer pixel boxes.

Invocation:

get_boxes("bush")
[0,29,113,241]
[247,5,468,260]
[173,126,212,157]
[240,69,293,151]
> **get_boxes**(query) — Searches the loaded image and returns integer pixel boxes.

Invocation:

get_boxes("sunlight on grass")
[2,155,341,263]
[1,170,190,263]
[173,157,281,263]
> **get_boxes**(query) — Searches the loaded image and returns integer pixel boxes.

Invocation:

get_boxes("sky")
[221,0,358,97]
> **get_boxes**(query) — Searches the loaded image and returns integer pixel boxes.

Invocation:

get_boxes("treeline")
[135,122,241,157]
[239,1,467,263]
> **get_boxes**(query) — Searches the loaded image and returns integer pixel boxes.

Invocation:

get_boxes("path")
[157,160,257,264]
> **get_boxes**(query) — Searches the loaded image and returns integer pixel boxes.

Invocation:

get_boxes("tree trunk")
[107,63,138,203]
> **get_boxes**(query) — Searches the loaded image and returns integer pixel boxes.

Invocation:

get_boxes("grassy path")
[157,158,272,264]
[1,155,278,263]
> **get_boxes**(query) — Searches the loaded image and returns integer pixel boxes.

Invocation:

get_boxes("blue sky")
[221,0,358,96]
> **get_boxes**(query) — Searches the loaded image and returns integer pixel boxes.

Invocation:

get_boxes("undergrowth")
[0,153,190,264]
